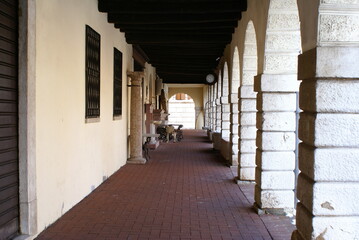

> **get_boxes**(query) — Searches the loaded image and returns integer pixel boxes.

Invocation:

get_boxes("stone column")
[292,47,359,239]
[254,74,298,215]
[292,2,359,239]
[229,93,239,166]
[127,71,146,164]
[221,97,230,140]
[237,84,257,181]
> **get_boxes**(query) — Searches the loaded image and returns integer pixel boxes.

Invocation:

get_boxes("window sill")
[85,117,100,123]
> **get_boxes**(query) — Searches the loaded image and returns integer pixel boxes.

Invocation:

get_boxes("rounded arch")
[168,93,196,129]
[231,47,240,96]
[222,62,229,97]
[243,20,258,86]
[263,0,301,73]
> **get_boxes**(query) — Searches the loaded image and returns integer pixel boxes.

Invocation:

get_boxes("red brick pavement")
[35,130,295,240]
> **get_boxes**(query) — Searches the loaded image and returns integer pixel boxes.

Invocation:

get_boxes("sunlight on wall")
[168,93,195,129]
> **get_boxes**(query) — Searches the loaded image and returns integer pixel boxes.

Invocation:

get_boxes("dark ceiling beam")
[120,28,234,35]
[108,13,241,24]
[153,62,214,68]
[99,1,246,14]
[115,21,238,30]
[125,34,232,44]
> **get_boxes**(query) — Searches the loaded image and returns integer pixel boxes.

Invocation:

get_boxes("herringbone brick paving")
[35,130,295,240]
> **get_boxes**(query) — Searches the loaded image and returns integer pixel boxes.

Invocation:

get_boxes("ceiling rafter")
[98,0,247,84]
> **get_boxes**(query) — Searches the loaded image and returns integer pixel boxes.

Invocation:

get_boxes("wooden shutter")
[0,0,19,238]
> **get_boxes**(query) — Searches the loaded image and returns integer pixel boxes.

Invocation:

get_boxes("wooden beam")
[108,13,241,24]
[125,34,231,44]
[115,21,238,30]
[99,0,247,14]
[120,28,234,35]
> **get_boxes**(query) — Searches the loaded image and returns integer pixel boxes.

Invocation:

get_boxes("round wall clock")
[205,73,216,84]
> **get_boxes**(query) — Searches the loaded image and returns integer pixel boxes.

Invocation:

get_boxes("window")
[113,48,123,116]
[85,25,101,118]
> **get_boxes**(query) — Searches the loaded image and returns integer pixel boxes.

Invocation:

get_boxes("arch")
[167,87,204,129]
[243,21,258,86]
[168,93,196,129]
[263,0,301,74]
[231,47,240,95]
[237,20,259,181]
[222,62,229,97]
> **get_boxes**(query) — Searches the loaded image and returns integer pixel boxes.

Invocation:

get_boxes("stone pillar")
[292,2,359,238]
[221,96,230,140]
[237,84,257,181]
[254,74,299,214]
[215,98,222,133]
[292,47,359,239]
[230,93,239,166]
[127,71,146,164]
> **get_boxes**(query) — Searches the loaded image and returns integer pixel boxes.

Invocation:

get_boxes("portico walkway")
[35,130,295,240]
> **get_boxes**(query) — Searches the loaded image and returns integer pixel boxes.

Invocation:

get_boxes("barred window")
[85,25,101,118]
[113,48,123,116]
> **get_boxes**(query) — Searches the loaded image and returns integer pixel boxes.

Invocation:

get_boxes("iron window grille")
[85,25,101,118]
[113,48,123,116]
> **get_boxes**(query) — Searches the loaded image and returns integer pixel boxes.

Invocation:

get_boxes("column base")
[127,157,146,164]
[253,202,294,216]
[235,177,255,185]
[291,230,304,240]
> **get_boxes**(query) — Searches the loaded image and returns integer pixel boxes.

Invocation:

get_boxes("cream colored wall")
[35,0,134,232]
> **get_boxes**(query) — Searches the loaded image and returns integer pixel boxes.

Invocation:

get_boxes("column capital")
[254,73,299,93]
[127,71,144,84]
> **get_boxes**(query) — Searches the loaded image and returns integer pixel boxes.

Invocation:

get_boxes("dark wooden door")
[0,0,19,239]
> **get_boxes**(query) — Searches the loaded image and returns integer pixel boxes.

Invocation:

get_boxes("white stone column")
[254,74,299,214]
[230,93,239,166]
[127,71,146,164]
[221,96,230,140]
[237,84,257,181]
[292,47,359,239]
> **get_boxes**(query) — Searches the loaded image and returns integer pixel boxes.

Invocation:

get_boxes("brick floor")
[35,130,295,240]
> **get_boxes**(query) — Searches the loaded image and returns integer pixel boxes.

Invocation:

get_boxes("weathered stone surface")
[300,79,359,113]
[255,185,295,209]
[264,54,298,73]
[297,174,359,215]
[299,113,359,147]
[296,203,359,240]
[254,74,300,92]
[240,85,257,98]
[239,167,255,181]
[240,112,256,125]
[256,150,295,170]
[239,140,256,153]
[298,47,359,79]
[267,13,300,30]
[256,169,295,189]
[319,14,359,43]
[299,143,359,181]
[240,99,257,112]
[257,93,297,111]
[239,126,257,139]
[257,112,296,131]
[257,131,296,151]
[239,153,256,167]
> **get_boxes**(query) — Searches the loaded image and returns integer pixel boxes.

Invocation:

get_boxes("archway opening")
[168,93,195,129]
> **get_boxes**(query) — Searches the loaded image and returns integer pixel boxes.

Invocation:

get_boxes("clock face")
[206,74,215,84]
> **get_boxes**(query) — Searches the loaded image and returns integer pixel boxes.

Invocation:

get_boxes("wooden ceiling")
[98,0,247,84]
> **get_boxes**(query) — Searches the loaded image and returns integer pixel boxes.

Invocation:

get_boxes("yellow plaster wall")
[34,0,155,232]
